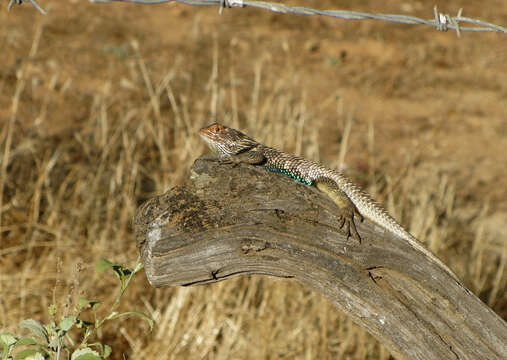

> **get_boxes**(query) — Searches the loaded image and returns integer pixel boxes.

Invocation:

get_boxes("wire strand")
[8,0,507,36]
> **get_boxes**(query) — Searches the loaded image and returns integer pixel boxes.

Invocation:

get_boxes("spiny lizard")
[200,123,459,281]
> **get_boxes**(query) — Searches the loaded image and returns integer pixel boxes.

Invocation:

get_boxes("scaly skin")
[199,123,459,281]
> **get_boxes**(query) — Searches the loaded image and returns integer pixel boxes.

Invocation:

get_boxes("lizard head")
[200,123,258,156]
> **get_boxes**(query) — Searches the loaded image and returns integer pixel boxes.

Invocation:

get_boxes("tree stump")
[134,156,507,360]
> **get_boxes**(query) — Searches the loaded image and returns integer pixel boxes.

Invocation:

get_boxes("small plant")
[0,258,153,360]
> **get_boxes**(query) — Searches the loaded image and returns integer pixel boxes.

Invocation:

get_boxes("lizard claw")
[337,206,362,244]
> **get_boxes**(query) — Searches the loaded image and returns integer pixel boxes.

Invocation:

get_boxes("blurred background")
[1,0,506,358]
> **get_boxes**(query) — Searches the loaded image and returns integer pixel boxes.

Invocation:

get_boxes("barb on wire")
[8,0,46,14]
[87,0,507,35]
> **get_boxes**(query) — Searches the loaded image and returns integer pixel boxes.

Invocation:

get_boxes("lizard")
[199,122,459,281]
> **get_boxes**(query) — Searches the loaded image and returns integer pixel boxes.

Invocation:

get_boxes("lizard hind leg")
[314,177,364,243]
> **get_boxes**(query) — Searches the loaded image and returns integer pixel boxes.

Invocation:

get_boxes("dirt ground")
[1,0,506,359]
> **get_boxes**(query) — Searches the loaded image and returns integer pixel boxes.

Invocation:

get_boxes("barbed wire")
[7,0,507,36]
[96,0,507,35]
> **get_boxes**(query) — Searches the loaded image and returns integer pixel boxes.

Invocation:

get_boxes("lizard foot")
[314,176,364,243]
[337,205,363,244]
[217,157,241,167]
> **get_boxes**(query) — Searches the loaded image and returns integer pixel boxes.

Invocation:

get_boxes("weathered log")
[134,156,507,360]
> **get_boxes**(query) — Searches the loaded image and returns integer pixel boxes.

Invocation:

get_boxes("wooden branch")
[134,156,507,360]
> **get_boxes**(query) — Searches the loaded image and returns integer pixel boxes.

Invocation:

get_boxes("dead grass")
[1,1,506,359]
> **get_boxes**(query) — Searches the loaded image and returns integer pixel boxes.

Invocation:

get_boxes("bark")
[134,156,507,360]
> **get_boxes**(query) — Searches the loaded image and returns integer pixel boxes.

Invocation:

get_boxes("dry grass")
[1,1,506,359]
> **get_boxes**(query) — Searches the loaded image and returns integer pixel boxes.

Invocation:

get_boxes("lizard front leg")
[218,149,266,166]
[314,177,364,243]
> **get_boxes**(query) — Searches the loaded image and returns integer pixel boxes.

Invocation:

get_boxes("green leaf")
[112,265,131,281]
[78,298,101,311]
[96,259,135,284]
[71,348,101,360]
[15,349,39,359]
[0,333,17,346]
[0,332,16,358]
[59,316,76,332]
[19,320,48,344]
[1,343,8,358]
[13,338,38,347]
[103,344,112,358]
[96,258,114,273]
[109,311,154,331]
[78,297,89,310]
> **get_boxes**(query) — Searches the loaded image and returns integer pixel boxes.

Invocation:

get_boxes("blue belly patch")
[264,166,312,186]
